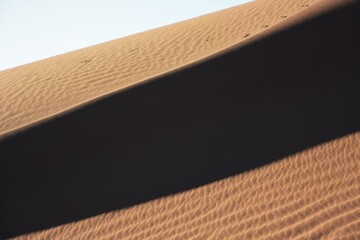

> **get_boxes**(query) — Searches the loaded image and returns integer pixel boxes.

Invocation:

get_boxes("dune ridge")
[1,0,360,239]
[0,0,327,136]
[13,133,360,239]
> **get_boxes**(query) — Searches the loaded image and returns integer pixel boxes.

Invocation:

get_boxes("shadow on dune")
[1,3,360,238]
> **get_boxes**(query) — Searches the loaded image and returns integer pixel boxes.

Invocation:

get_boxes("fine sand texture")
[13,132,360,240]
[1,0,360,239]
[0,0,328,135]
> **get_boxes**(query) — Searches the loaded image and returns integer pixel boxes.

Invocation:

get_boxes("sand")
[0,0,327,135]
[1,0,359,239]
[12,132,360,240]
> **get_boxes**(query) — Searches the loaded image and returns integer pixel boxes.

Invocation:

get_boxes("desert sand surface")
[1,0,360,239]
[12,132,360,240]
[0,0,331,135]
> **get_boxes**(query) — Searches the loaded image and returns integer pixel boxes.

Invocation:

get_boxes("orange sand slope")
[1,0,360,239]
[0,0,326,135]
[14,133,360,240]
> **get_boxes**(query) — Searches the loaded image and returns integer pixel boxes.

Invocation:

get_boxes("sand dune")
[1,0,360,239]
[0,0,326,135]
[13,132,360,239]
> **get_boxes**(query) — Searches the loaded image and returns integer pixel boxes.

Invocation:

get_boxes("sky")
[0,0,252,71]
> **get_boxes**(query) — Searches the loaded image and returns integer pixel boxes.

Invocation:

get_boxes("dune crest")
[1,0,360,239]
[13,133,360,239]
[0,0,326,135]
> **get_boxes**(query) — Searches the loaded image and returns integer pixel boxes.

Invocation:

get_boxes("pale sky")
[0,0,252,71]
